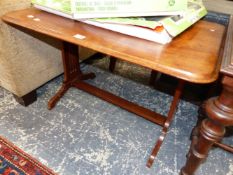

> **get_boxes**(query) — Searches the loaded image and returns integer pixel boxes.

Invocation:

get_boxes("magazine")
[32,0,188,19]
[73,0,188,18]
[80,0,207,44]
[31,0,206,44]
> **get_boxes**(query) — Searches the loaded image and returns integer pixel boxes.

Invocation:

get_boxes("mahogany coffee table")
[2,8,226,168]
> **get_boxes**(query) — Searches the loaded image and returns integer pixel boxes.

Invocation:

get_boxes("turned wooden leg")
[181,76,233,175]
[181,118,225,175]
[13,90,37,106]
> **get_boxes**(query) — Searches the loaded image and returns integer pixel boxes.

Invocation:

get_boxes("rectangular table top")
[2,8,226,83]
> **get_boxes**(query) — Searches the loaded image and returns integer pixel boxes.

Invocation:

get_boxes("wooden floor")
[204,0,233,14]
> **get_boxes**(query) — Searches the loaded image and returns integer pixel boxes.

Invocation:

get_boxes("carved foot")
[146,130,167,168]
[48,84,70,110]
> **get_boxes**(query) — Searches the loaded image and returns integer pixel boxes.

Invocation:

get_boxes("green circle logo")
[168,0,175,6]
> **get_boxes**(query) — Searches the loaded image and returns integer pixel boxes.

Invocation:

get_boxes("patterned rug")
[0,136,55,175]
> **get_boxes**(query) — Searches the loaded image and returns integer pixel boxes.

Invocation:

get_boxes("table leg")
[147,80,185,167]
[48,41,95,110]
[181,75,233,175]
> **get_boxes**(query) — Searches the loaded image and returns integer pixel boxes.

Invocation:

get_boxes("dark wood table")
[2,8,227,169]
[181,15,233,175]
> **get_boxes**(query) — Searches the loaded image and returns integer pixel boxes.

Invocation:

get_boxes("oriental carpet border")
[0,136,56,175]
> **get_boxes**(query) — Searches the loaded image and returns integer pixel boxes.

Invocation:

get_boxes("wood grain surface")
[2,8,226,84]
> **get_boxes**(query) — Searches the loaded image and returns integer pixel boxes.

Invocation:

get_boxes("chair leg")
[13,90,37,106]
